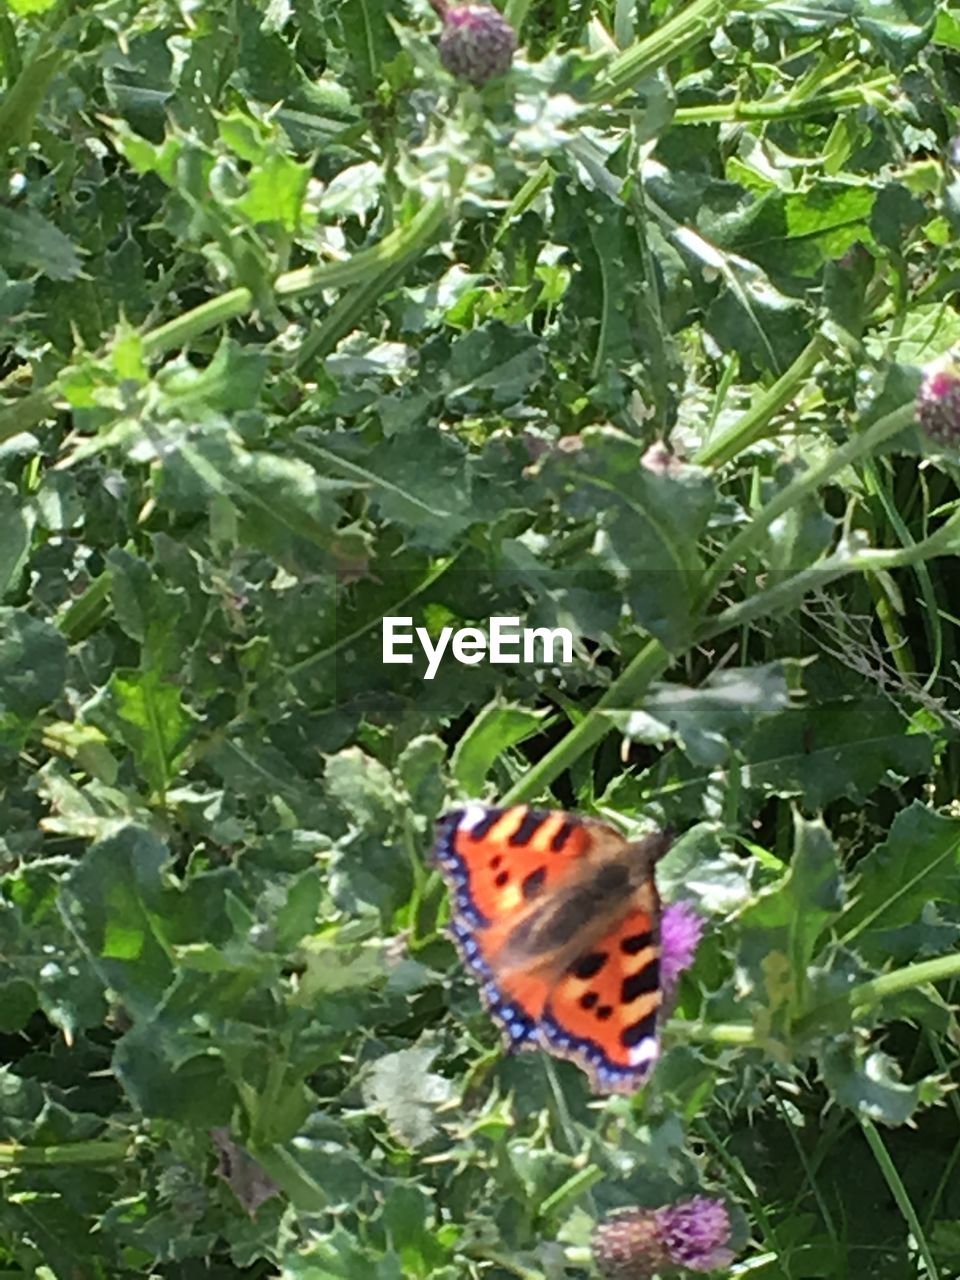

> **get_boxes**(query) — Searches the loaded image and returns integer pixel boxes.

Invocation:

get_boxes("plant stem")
[589,0,731,101]
[0,1139,129,1167]
[698,508,960,641]
[673,76,894,124]
[0,194,449,441]
[861,1119,942,1280]
[670,953,960,1052]
[849,952,960,1010]
[698,399,917,609]
[667,1019,757,1047]
[693,333,831,468]
[143,193,448,359]
[500,638,672,803]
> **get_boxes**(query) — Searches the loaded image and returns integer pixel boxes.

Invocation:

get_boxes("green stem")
[57,570,113,642]
[673,76,894,124]
[142,193,448,359]
[589,0,732,101]
[846,952,960,1012]
[670,953,960,1052]
[492,160,552,246]
[0,194,448,441]
[861,1119,941,1280]
[698,399,917,609]
[0,1139,129,1167]
[697,508,960,642]
[693,332,830,468]
[667,1019,757,1047]
[500,638,672,803]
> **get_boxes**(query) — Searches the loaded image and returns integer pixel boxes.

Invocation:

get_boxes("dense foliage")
[2,0,960,1275]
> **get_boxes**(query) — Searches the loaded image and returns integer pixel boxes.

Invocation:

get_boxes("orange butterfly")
[433,803,672,1094]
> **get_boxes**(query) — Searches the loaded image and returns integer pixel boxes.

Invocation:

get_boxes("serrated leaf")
[0,207,82,280]
[835,803,960,946]
[819,1040,944,1125]
[360,1045,453,1147]
[736,813,844,1038]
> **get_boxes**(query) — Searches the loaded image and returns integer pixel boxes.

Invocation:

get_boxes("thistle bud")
[917,360,960,447]
[437,3,517,86]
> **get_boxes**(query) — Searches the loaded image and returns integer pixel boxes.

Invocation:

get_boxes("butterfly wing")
[433,804,628,1050]
[539,890,662,1094]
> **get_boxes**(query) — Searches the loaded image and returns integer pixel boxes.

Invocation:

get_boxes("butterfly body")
[433,803,671,1094]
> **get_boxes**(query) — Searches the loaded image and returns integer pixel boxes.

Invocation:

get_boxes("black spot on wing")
[550,820,575,851]
[621,1006,658,1048]
[469,808,505,839]
[621,962,659,1004]
[570,951,607,981]
[509,809,548,846]
[596,1005,613,1021]
[521,866,548,901]
[621,930,654,955]
[579,991,599,1010]
[494,870,509,888]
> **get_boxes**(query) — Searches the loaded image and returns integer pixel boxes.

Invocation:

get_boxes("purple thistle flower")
[917,360,960,447]
[437,3,517,86]
[655,1196,735,1272]
[593,1196,735,1279]
[660,900,705,992]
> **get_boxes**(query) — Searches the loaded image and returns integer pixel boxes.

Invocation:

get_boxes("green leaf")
[834,803,960,946]
[451,700,548,795]
[155,418,345,557]
[397,734,447,819]
[236,152,311,231]
[0,206,82,280]
[0,607,67,723]
[736,813,844,1040]
[361,427,475,552]
[360,1045,454,1148]
[155,338,267,413]
[88,667,191,794]
[606,662,794,767]
[443,322,545,414]
[325,747,401,836]
[819,1040,946,1125]
[59,827,175,1017]
[0,482,32,599]
[744,696,933,806]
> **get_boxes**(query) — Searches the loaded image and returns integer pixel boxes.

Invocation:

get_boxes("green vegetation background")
[1,0,960,1275]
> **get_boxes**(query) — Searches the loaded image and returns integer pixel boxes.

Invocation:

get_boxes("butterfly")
[432,802,672,1094]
